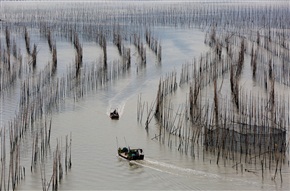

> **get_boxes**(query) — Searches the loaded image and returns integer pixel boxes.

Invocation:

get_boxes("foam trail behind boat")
[131,158,272,188]
[130,158,220,178]
[106,66,152,116]
[107,99,126,116]
[106,77,142,116]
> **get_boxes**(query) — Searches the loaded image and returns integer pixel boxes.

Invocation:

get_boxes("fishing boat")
[110,109,119,119]
[118,147,144,160]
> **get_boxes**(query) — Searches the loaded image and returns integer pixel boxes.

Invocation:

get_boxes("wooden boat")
[118,147,144,160]
[110,109,119,119]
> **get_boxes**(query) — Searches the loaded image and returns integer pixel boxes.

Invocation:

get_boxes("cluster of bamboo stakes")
[73,32,83,76]
[145,28,161,62]
[1,7,159,189]
[137,2,289,181]
[0,0,289,186]
[0,123,26,191]
[133,33,146,65]
[0,25,77,190]
[24,27,38,69]
[97,32,107,70]
[113,28,132,71]
[40,133,72,191]
[146,24,289,180]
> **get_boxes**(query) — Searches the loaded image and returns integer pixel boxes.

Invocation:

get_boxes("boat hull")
[110,113,119,119]
[118,153,144,160]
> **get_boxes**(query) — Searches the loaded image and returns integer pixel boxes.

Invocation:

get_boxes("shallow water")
[1,1,290,190]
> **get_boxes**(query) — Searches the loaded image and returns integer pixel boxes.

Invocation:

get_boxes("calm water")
[0,1,290,190]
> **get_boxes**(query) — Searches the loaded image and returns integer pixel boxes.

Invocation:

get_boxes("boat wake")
[130,158,219,178]
[106,76,144,116]
[128,158,276,189]
[107,99,126,116]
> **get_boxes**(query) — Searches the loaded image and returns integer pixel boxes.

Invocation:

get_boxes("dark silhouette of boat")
[118,147,144,160]
[110,109,119,119]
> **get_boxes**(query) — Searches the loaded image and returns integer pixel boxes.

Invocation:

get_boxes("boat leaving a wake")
[118,147,144,160]
[110,109,119,119]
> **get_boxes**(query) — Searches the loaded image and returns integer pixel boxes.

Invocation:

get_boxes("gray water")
[1,1,290,190]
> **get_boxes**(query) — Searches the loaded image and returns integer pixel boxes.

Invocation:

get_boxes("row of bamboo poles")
[1,21,163,105]
[137,3,289,180]
[0,25,74,190]
[145,28,161,62]
[40,133,72,191]
[0,23,144,188]
[1,9,161,189]
[133,33,146,65]
[3,1,288,39]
